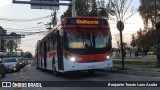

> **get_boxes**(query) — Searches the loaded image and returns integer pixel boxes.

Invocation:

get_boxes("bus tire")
[54,71,62,77]
[53,66,61,77]
[41,59,45,72]
[41,67,45,72]
[36,64,39,69]
[88,70,95,74]
[36,66,39,69]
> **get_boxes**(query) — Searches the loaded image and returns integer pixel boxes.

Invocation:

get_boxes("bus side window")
[40,42,44,54]
[53,34,57,50]
[47,38,50,52]
[51,33,57,50]
[50,35,53,51]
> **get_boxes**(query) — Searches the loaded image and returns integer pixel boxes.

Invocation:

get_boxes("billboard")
[31,0,59,10]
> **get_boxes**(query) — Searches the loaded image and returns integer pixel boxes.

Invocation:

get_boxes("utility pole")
[155,0,160,67]
[117,21,125,69]
[72,0,76,16]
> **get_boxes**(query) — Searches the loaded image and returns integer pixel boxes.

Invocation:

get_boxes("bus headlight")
[70,57,76,62]
[106,54,112,61]
[65,55,76,62]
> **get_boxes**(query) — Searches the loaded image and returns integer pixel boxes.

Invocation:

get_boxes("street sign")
[117,21,124,31]
[31,0,60,10]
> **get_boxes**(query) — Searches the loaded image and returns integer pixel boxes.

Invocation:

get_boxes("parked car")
[0,59,6,77]
[147,52,156,55]
[16,57,25,68]
[2,58,21,72]
[23,58,32,65]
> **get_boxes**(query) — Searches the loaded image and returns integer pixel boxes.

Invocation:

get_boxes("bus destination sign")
[76,19,99,25]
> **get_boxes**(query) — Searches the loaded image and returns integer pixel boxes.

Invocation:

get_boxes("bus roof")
[40,21,61,42]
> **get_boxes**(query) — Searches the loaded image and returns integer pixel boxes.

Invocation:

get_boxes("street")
[0,64,160,90]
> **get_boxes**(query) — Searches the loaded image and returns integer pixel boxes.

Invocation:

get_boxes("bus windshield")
[65,29,111,49]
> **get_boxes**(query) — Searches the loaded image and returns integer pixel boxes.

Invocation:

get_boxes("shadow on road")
[38,68,107,80]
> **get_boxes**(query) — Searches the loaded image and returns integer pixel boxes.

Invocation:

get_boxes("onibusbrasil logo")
[0,0,12,7]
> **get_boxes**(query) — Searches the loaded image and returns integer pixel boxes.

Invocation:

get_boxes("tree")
[108,0,136,22]
[5,32,21,53]
[61,6,72,19]
[139,0,160,28]
[24,52,33,58]
[89,0,98,17]
[61,0,92,18]
[0,26,6,34]
[61,0,110,19]
[75,0,91,16]
[130,28,157,53]
[0,26,7,52]
[136,0,160,52]
[130,34,136,48]
[96,0,115,18]
[6,40,17,52]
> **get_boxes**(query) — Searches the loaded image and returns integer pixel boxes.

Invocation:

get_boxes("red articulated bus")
[35,17,113,76]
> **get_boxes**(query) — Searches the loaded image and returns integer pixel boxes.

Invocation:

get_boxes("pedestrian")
[129,50,132,57]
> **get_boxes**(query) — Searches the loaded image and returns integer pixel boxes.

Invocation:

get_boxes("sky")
[0,0,143,55]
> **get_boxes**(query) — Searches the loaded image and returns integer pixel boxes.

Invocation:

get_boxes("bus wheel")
[41,60,45,72]
[36,66,39,69]
[53,66,61,76]
[88,70,95,74]
[41,66,45,72]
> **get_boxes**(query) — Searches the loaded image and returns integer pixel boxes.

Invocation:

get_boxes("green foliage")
[61,0,110,19]
[139,0,160,28]
[0,26,6,34]
[61,6,72,19]
[6,40,17,53]
[149,47,157,52]
[75,0,92,16]
[22,52,33,58]
[130,34,136,47]
[130,28,156,52]
[137,0,160,52]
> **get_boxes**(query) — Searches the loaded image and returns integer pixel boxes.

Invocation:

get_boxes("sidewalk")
[100,54,160,77]
[112,64,160,77]
[113,53,157,62]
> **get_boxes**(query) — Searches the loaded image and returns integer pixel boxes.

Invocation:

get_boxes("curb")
[97,68,160,77]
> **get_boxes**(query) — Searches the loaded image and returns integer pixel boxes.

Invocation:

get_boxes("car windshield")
[2,58,17,62]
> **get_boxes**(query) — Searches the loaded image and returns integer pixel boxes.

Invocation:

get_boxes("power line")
[0,15,52,22]
[4,26,45,32]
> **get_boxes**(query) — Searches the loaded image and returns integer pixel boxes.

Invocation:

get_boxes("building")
[0,26,7,52]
